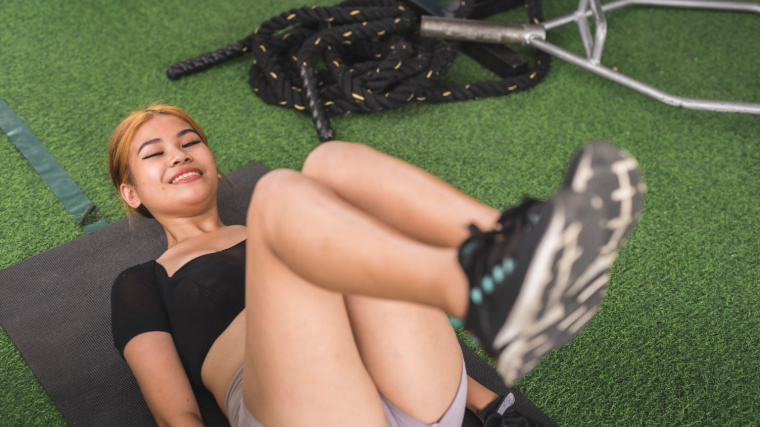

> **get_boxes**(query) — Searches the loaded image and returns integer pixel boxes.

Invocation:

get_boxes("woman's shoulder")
[117,259,156,275]
[113,260,157,287]
[110,260,162,311]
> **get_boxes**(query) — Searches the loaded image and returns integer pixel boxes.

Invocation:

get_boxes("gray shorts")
[225,356,468,427]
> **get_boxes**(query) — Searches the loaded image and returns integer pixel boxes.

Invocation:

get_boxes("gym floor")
[2,0,758,424]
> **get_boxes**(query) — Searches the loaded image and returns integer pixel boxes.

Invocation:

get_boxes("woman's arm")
[124,331,204,427]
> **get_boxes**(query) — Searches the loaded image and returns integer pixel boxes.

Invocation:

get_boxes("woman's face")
[120,114,219,219]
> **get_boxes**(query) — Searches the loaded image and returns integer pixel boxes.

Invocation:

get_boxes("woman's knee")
[302,140,374,179]
[247,168,304,224]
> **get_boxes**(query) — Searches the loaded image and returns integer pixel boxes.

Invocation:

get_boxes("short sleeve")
[111,262,171,358]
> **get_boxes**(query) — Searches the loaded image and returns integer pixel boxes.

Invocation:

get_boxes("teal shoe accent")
[448,316,465,329]
[503,257,516,275]
[482,276,494,294]
[470,288,483,304]
[492,264,505,283]
[460,240,477,256]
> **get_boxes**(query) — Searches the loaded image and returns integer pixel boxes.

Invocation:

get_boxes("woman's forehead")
[131,114,194,149]
[137,114,192,136]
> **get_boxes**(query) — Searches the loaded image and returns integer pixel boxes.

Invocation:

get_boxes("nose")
[169,146,192,165]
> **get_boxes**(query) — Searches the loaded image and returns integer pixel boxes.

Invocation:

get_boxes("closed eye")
[182,140,202,148]
[142,151,163,160]
[142,141,200,160]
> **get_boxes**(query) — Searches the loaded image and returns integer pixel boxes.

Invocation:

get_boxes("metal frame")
[405,0,531,77]
[420,0,760,114]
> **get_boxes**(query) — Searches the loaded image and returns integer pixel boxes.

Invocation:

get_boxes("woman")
[109,104,643,427]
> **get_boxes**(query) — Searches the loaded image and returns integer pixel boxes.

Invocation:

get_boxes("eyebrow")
[137,128,200,155]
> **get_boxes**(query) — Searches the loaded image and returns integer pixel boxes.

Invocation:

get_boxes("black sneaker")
[559,141,646,306]
[563,141,646,251]
[459,142,644,385]
[477,393,546,427]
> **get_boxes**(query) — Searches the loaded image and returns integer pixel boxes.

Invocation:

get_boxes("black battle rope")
[167,0,550,142]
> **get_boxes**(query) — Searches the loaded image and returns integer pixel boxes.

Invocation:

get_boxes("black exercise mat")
[0,162,267,427]
[460,343,557,426]
[0,161,555,427]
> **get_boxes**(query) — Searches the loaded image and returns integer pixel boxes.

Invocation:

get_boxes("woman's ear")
[119,183,142,209]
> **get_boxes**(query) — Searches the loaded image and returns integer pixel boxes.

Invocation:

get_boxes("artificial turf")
[1,0,759,425]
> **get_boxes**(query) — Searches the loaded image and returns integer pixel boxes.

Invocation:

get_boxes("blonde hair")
[108,104,211,218]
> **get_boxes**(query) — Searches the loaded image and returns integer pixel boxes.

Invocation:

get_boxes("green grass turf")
[2,0,759,424]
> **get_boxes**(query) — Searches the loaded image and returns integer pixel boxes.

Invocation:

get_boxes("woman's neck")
[157,209,227,248]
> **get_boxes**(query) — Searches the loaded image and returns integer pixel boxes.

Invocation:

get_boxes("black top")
[111,240,246,390]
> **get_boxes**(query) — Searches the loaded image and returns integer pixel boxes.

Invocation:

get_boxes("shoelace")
[467,196,542,251]
[461,196,544,294]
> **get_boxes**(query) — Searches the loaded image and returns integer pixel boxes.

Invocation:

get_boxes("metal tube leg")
[544,0,760,31]
[527,37,760,114]
[588,0,607,63]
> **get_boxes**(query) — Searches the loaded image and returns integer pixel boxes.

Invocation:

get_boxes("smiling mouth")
[170,171,202,184]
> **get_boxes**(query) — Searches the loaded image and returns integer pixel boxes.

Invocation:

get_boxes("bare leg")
[301,145,517,421]
[302,141,500,248]
[250,168,469,318]
[243,220,387,427]
[243,176,467,426]
[288,140,644,391]
[303,142,511,418]
[466,377,499,419]
[344,295,465,423]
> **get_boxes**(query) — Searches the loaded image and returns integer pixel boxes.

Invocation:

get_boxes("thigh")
[302,141,500,248]
[381,357,468,427]
[241,232,387,427]
[345,295,465,425]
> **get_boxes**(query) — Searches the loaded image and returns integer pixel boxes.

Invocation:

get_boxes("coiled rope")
[168,0,550,142]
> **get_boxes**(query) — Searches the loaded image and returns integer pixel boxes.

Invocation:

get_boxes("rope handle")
[167,42,248,80]
[299,63,335,142]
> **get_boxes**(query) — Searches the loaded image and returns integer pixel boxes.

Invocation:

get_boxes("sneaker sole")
[492,190,605,385]
[493,143,645,385]
[568,142,646,258]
